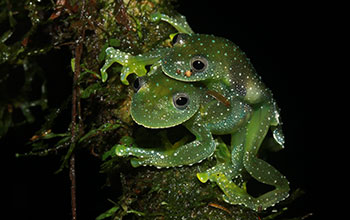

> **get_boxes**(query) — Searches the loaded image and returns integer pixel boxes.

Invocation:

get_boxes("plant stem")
[70,154,77,220]
[70,1,86,219]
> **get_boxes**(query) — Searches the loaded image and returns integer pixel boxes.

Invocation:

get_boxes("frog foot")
[115,145,128,156]
[212,173,259,210]
[116,145,152,167]
[197,172,209,183]
[197,161,242,183]
[197,165,225,183]
[211,170,289,212]
[100,47,148,84]
[115,144,180,168]
[130,158,145,168]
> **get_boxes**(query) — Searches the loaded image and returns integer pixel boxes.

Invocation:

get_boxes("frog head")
[131,68,202,128]
[161,33,239,82]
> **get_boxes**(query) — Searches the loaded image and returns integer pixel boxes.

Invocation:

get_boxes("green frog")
[101,12,289,211]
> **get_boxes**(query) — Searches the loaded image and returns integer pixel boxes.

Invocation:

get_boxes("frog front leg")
[116,113,216,168]
[100,47,168,84]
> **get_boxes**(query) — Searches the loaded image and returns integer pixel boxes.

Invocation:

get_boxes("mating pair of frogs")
[101,12,289,212]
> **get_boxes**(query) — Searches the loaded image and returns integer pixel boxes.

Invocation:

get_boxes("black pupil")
[192,60,205,70]
[172,34,179,45]
[133,78,140,90]
[176,96,188,106]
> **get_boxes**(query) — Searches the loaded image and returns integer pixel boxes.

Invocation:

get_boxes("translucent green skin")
[102,13,289,211]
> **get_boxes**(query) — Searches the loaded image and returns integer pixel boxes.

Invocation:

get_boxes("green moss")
[103,159,257,219]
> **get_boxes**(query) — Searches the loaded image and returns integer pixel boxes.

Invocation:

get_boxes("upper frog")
[161,33,269,106]
[101,12,289,212]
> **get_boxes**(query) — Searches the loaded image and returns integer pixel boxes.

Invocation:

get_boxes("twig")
[69,153,77,220]
[70,1,86,219]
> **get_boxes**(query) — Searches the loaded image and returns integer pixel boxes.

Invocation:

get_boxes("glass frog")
[101,12,289,211]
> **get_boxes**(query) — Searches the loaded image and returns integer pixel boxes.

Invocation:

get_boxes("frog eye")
[171,33,185,46]
[133,77,146,92]
[173,93,190,110]
[190,56,208,73]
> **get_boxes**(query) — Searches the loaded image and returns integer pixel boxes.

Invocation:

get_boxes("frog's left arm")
[100,47,168,84]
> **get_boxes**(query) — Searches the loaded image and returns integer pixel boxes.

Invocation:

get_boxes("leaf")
[71,58,75,72]
[0,42,24,64]
[119,135,135,146]
[98,43,108,62]
[109,39,120,47]
[95,206,119,220]
[1,30,13,43]
[101,70,108,83]
[102,145,118,161]
[80,83,101,99]
[214,139,231,163]
[42,132,69,140]
[78,122,121,144]
[127,209,145,216]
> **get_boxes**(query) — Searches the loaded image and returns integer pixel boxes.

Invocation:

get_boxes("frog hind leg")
[197,104,289,211]
[242,103,290,211]
[198,126,276,211]
[116,115,216,168]
[197,127,246,184]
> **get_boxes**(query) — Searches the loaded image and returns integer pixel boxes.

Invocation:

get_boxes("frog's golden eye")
[173,93,190,110]
[190,56,208,73]
[133,77,146,92]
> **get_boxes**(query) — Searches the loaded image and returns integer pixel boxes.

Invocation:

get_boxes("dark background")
[6,1,321,219]
[178,1,319,219]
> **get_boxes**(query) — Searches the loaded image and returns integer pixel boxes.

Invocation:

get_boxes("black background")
[6,1,322,219]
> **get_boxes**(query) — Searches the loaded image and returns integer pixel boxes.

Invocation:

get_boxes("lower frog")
[115,65,289,211]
